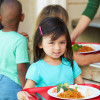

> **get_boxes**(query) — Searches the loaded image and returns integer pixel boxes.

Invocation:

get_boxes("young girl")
[28,5,69,63]
[17,17,84,99]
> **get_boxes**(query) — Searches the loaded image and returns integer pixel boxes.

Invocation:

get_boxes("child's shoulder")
[28,60,43,71]
[62,57,75,62]
[62,57,76,67]
[12,31,27,39]
[62,57,69,63]
[1,30,26,40]
[9,31,28,43]
[30,59,43,67]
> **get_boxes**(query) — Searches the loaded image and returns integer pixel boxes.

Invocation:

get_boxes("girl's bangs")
[50,29,66,41]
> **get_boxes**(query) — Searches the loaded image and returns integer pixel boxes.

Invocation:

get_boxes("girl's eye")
[49,42,54,44]
[60,42,66,44]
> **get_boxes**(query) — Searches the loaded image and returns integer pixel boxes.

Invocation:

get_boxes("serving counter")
[80,65,100,83]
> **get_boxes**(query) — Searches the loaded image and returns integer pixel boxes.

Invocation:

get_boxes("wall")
[18,0,67,40]
[18,0,37,40]
[18,0,100,43]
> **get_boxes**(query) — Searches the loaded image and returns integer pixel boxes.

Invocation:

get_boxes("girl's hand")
[17,91,32,100]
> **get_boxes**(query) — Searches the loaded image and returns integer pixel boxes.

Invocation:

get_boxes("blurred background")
[18,0,100,43]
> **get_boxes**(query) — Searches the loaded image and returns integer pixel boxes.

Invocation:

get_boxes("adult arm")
[74,52,100,66]
[71,15,91,42]
[71,0,99,42]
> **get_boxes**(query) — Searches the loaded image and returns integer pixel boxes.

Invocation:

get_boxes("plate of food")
[72,43,100,54]
[47,83,100,100]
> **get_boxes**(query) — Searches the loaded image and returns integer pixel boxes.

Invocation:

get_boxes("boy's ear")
[38,43,43,49]
[20,13,24,22]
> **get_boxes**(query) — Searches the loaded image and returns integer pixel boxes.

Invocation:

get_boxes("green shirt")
[0,30,29,85]
[82,0,100,20]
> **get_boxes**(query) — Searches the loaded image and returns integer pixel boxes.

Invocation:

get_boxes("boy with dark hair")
[0,0,29,99]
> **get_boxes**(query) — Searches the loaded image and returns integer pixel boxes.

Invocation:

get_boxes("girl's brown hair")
[35,5,69,30]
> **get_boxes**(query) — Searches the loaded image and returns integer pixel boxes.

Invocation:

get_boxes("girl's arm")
[17,79,36,100]
[74,74,85,84]
[23,79,36,89]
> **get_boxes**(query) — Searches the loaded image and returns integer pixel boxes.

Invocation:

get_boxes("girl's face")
[39,34,67,60]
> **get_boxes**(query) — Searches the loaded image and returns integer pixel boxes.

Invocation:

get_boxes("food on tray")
[77,87,94,97]
[57,89,84,99]
[72,44,95,52]
[52,83,94,99]
[52,83,84,99]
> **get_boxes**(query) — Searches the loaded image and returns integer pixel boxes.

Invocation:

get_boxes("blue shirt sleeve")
[26,63,40,84]
[73,60,82,79]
